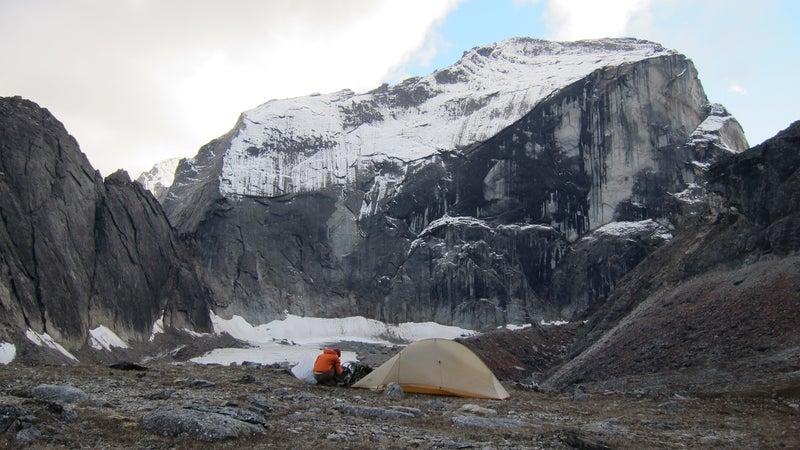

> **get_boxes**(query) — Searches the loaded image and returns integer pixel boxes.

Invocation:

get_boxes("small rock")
[234,374,256,384]
[92,399,112,408]
[384,382,404,399]
[389,406,422,416]
[558,430,612,450]
[518,381,541,391]
[641,420,674,430]
[699,435,721,444]
[187,405,269,427]
[422,399,449,411]
[144,389,175,400]
[325,430,351,442]
[181,378,215,388]
[519,375,541,391]
[273,388,291,397]
[0,405,26,433]
[572,385,590,402]
[460,404,497,416]
[451,415,527,428]
[573,392,591,402]
[658,401,684,411]
[45,402,64,414]
[16,425,41,442]
[60,407,78,422]
[335,404,415,420]
[248,394,274,413]
[108,361,148,371]
[31,384,88,404]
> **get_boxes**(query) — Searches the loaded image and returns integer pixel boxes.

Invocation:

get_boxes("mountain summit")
[162,37,747,330]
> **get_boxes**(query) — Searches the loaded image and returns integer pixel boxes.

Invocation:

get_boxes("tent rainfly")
[352,338,510,400]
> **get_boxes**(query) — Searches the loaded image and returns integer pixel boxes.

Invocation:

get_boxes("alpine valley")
[1,36,798,407]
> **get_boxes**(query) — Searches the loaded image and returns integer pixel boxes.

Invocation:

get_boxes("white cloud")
[540,0,652,40]
[0,0,459,176]
[728,82,748,96]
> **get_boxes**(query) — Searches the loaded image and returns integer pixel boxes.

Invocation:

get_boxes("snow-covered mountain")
[163,37,747,330]
[218,38,677,199]
[135,157,181,202]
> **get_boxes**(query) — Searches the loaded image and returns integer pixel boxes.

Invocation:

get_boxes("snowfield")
[190,313,479,374]
[6,314,536,368]
[89,325,130,351]
[25,329,78,362]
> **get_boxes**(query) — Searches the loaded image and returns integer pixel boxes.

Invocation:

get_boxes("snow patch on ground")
[541,320,570,327]
[150,315,164,342]
[25,329,79,362]
[88,325,129,351]
[207,312,475,346]
[191,313,479,370]
[182,328,210,338]
[0,342,15,364]
[502,324,533,331]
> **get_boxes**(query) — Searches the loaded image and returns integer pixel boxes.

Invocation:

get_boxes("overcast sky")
[2,0,797,176]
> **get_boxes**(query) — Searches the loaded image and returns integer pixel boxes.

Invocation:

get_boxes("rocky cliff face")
[544,121,800,391]
[0,97,212,355]
[163,38,747,330]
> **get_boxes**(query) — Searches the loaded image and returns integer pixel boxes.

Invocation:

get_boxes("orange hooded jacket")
[313,348,342,376]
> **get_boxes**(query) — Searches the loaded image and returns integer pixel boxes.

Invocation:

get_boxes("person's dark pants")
[314,369,336,385]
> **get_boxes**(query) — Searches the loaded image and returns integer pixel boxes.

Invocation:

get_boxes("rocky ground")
[1,350,798,449]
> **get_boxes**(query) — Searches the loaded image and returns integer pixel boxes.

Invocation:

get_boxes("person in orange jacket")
[313,348,343,385]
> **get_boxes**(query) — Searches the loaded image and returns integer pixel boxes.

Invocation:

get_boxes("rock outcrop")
[0,96,212,356]
[163,38,747,329]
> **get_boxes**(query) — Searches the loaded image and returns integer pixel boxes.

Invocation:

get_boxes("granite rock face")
[163,38,747,330]
[0,96,212,352]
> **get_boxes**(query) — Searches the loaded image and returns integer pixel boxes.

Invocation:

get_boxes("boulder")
[140,408,266,442]
[30,384,88,404]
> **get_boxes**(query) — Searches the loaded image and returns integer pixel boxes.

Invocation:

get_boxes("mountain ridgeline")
[162,37,746,329]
